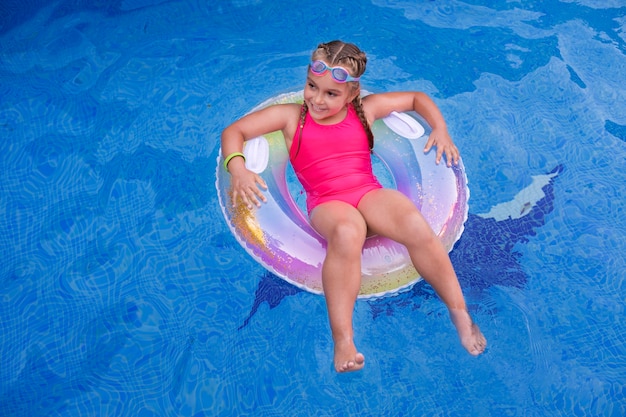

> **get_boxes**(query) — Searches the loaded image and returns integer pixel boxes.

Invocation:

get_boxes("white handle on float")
[382,111,425,139]
[243,136,270,173]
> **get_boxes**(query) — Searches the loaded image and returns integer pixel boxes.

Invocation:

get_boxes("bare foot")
[333,339,365,372]
[449,308,487,355]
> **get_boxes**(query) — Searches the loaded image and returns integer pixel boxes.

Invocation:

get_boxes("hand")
[229,165,268,208]
[423,127,460,167]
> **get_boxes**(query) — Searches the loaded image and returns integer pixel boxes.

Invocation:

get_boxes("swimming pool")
[1,0,625,416]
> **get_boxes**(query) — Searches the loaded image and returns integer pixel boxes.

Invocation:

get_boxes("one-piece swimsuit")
[289,104,382,214]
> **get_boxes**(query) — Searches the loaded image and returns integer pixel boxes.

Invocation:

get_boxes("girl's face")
[303,68,358,124]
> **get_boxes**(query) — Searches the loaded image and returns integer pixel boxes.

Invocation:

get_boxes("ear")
[348,85,361,102]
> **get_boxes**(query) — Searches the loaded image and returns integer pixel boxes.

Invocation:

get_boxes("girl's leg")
[310,201,368,372]
[358,189,486,355]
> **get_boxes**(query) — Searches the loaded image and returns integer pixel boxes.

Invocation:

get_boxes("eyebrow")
[307,76,344,95]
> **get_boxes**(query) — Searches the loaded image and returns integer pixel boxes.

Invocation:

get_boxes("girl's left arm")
[363,92,459,166]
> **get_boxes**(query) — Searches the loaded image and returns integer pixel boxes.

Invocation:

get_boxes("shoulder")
[271,103,302,128]
[254,102,301,120]
[233,102,300,132]
[224,102,302,144]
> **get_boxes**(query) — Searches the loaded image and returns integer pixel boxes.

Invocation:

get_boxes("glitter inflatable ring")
[216,91,469,298]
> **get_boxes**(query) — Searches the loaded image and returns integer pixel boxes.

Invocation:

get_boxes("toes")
[337,360,355,372]
[335,354,365,373]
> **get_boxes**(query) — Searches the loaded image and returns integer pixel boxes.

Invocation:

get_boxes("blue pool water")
[1,1,625,416]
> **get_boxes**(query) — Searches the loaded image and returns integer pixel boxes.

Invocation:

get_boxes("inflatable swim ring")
[216,91,469,298]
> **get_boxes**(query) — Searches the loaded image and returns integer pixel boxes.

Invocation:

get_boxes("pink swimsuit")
[289,105,382,214]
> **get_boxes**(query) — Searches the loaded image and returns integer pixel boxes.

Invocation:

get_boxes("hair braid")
[293,102,308,159]
[351,95,374,150]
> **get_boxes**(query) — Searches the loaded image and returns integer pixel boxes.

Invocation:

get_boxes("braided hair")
[294,40,373,158]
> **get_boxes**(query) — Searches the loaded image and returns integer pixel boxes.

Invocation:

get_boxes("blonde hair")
[295,40,374,157]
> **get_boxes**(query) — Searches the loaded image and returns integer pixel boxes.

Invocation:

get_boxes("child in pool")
[221,40,486,372]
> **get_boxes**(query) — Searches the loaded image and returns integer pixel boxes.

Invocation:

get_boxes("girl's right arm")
[221,103,299,208]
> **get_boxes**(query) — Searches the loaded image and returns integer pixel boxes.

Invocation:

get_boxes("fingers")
[424,134,460,166]
[250,175,268,205]
[255,175,268,191]
[442,145,460,167]
[232,190,256,208]
[436,146,445,165]
[231,175,267,208]
[232,187,264,208]
[423,135,435,154]
[429,144,459,166]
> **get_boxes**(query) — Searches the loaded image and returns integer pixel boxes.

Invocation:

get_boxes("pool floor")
[1,1,625,416]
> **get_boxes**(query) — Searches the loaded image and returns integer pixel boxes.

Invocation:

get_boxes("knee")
[327,220,366,252]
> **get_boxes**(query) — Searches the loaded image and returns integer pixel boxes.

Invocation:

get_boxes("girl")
[221,40,486,373]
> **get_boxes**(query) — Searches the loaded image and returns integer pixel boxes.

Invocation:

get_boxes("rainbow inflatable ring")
[216,91,469,298]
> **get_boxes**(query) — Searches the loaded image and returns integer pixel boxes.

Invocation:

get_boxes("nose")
[311,90,324,105]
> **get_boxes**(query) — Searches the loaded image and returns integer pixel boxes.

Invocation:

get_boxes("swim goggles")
[309,60,361,83]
